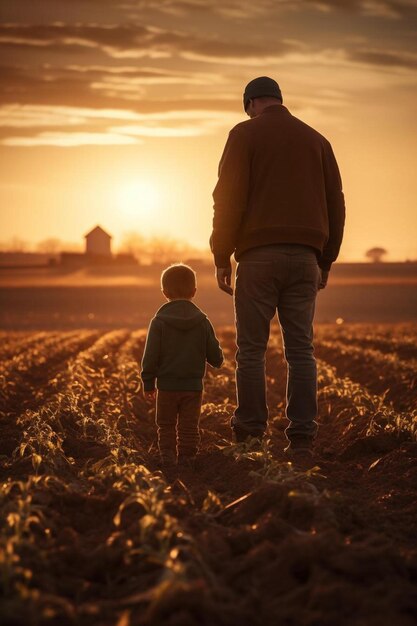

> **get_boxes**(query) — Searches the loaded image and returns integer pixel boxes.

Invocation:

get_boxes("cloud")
[299,0,416,18]
[180,51,293,66]
[0,22,170,60]
[109,124,204,137]
[0,12,415,147]
[0,22,150,51]
[89,67,223,100]
[0,104,241,144]
[0,63,228,111]
[138,0,277,19]
[130,0,417,20]
[67,64,222,83]
[2,20,415,79]
[0,104,141,128]
[349,47,417,69]
[110,108,240,137]
[0,22,295,61]
[1,131,141,146]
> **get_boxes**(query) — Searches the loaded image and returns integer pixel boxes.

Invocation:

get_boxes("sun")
[116,180,160,221]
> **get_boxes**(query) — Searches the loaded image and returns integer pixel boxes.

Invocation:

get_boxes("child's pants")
[156,390,203,462]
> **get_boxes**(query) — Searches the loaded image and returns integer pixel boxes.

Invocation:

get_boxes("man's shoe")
[178,456,197,471]
[233,424,263,444]
[160,455,177,478]
[284,440,315,465]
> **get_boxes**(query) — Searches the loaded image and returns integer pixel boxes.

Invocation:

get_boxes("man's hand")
[216,266,233,296]
[143,390,156,400]
[318,269,329,290]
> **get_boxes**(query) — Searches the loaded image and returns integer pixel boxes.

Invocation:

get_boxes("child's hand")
[144,390,156,401]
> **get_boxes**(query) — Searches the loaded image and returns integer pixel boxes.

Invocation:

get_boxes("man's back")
[210,77,346,454]
[211,103,345,272]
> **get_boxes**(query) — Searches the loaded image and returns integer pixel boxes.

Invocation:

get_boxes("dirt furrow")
[1,331,131,473]
[315,323,417,361]
[314,339,416,412]
[0,331,54,360]
[1,327,416,626]
[0,330,104,419]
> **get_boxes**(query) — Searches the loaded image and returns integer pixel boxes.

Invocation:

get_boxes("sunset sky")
[0,0,416,261]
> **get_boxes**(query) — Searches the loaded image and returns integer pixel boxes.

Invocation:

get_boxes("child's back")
[140,263,223,472]
[141,299,223,392]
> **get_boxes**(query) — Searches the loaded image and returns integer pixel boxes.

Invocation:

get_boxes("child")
[141,263,224,470]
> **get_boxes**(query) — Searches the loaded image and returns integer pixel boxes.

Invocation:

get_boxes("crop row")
[0,330,103,418]
[314,340,416,412]
[266,333,417,446]
[10,330,132,473]
[0,331,56,361]
[1,329,417,625]
[1,331,75,378]
[1,332,221,624]
[316,358,417,446]
[315,324,417,361]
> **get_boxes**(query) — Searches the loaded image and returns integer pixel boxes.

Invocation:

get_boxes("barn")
[84,225,112,257]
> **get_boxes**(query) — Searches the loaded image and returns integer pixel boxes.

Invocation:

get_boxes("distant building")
[0,225,138,268]
[0,252,59,267]
[60,225,138,267]
[114,252,138,265]
[85,225,112,257]
[60,251,86,267]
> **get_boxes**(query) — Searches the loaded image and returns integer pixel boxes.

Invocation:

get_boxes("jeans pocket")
[235,260,275,300]
[302,263,321,289]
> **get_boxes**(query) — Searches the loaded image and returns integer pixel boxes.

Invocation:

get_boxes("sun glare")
[116,180,160,222]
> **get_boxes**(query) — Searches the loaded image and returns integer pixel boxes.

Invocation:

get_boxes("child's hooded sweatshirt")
[141,300,223,392]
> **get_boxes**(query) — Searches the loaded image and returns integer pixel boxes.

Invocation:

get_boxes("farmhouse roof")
[84,225,112,239]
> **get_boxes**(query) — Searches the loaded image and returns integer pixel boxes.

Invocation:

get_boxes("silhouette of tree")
[119,232,148,263]
[2,237,30,252]
[119,231,201,265]
[36,238,62,254]
[365,247,388,263]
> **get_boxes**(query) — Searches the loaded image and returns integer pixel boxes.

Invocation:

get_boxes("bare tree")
[119,232,147,263]
[36,238,62,254]
[365,247,388,263]
[119,231,201,265]
[148,236,184,264]
[4,237,30,252]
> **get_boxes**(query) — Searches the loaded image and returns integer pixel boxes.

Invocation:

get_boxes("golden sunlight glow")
[115,180,161,223]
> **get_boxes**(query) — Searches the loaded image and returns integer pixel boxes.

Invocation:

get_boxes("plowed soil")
[0,323,416,626]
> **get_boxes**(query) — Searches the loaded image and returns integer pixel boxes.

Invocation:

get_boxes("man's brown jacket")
[210,104,345,271]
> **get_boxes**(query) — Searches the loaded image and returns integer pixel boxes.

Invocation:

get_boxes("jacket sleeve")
[320,142,346,271]
[205,319,224,368]
[210,125,251,268]
[141,318,162,391]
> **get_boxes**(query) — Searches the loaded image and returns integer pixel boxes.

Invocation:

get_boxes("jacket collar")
[260,104,290,115]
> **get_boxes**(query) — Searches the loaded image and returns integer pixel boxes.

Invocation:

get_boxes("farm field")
[1,261,417,328]
[1,323,417,625]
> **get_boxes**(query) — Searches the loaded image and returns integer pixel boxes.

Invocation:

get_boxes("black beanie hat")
[243,76,283,111]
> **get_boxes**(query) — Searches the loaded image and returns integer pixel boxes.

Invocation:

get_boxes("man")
[210,76,345,460]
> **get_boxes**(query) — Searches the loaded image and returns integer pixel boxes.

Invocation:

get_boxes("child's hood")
[154,300,207,330]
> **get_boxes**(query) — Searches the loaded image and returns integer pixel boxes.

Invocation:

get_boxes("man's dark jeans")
[232,243,321,443]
